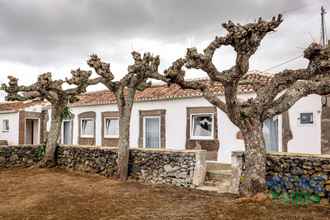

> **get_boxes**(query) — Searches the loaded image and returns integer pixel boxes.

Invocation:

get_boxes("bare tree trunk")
[117,106,132,181]
[239,119,267,196]
[39,105,63,167]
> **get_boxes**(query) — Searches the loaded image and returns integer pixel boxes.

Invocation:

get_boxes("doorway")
[62,120,73,144]
[25,119,40,144]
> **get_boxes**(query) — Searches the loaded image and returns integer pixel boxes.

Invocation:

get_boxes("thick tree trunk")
[39,105,63,167]
[117,107,132,181]
[239,119,267,196]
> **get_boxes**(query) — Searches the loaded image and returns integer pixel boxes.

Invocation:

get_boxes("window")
[300,112,313,124]
[191,113,214,139]
[104,117,119,138]
[2,120,9,132]
[143,116,160,148]
[80,118,94,137]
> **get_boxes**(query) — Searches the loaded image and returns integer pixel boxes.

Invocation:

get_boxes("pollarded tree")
[164,15,330,196]
[86,51,167,181]
[1,69,94,167]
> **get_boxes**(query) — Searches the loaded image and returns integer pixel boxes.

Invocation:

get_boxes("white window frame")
[190,113,214,140]
[143,116,161,148]
[80,118,95,138]
[2,119,9,132]
[104,117,120,138]
[298,112,314,127]
[61,119,73,144]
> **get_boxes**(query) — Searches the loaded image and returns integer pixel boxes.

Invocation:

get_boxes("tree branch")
[164,58,228,113]
[258,43,330,112]
[87,54,118,91]
[65,68,92,96]
[263,78,330,119]
[184,14,283,85]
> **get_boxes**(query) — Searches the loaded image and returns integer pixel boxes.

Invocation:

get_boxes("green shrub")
[34,145,46,160]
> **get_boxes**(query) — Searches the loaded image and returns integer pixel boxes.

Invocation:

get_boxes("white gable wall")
[0,112,19,145]
[287,94,321,154]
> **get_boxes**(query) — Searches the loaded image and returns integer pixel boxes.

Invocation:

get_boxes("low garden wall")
[231,151,330,201]
[0,145,44,167]
[0,145,206,188]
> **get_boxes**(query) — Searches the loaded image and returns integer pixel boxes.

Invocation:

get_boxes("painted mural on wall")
[266,154,330,204]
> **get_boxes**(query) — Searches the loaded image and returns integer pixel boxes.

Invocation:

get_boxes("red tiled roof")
[0,100,44,112]
[70,72,272,107]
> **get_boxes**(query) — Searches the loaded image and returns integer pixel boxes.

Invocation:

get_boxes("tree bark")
[39,105,63,167]
[239,119,267,196]
[117,105,132,181]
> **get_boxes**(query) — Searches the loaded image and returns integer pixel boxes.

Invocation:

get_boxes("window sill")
[80,136,94,139]
[104,136,119,139]
[190,137,215,141]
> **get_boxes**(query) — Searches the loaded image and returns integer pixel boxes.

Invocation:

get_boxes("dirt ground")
[0,169,329,220]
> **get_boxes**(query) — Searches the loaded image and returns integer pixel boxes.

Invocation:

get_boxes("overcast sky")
[0,0,329,98]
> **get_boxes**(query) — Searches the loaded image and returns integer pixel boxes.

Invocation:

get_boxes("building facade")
[0,73,328,163]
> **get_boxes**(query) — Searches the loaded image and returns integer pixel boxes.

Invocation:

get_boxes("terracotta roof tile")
[0,100,44,112]
[0,72,271,109]
[70,72,272,107]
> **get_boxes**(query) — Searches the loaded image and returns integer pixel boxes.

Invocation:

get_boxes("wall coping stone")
[59,145,207,154]
[268,151,330,159]
[0,145,41,149]
[0,145,206,155]
[232,150,330,159]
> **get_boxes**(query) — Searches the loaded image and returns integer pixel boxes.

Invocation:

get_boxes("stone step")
[196,183,231,193]
[204,182,231,189]
[196,185,220,192]
[204,178,232,186]
[206,162,232,171]
[206,169,232,182]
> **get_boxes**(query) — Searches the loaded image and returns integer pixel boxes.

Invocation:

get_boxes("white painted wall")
[0,112,19,145]
[0,94,322,163]
[67,94,322,163]
[286,94,322,154]
[67,94,248,163]
[70,105,117,146]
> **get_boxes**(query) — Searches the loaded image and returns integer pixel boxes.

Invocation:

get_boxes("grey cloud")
[0,0,326,76]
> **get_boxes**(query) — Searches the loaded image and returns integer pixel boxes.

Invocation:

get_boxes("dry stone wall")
[266,153,330,200]
[231,151,330,201]
[0,145,44,167]
[0,145,206,188]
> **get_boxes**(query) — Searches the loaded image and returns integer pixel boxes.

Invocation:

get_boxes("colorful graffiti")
[266,175,327,205]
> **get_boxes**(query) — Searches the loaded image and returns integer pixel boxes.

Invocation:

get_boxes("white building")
[0,73,328,163]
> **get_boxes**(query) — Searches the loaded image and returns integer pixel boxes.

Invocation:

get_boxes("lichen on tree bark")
[164,15,330,196]
[86,52,168,181]
[1,69,93,167]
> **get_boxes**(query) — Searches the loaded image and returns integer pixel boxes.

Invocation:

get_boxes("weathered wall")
[0,145,206,187]
[266,153,330,198]
[231,151,330,199]
[0,145,44,167]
